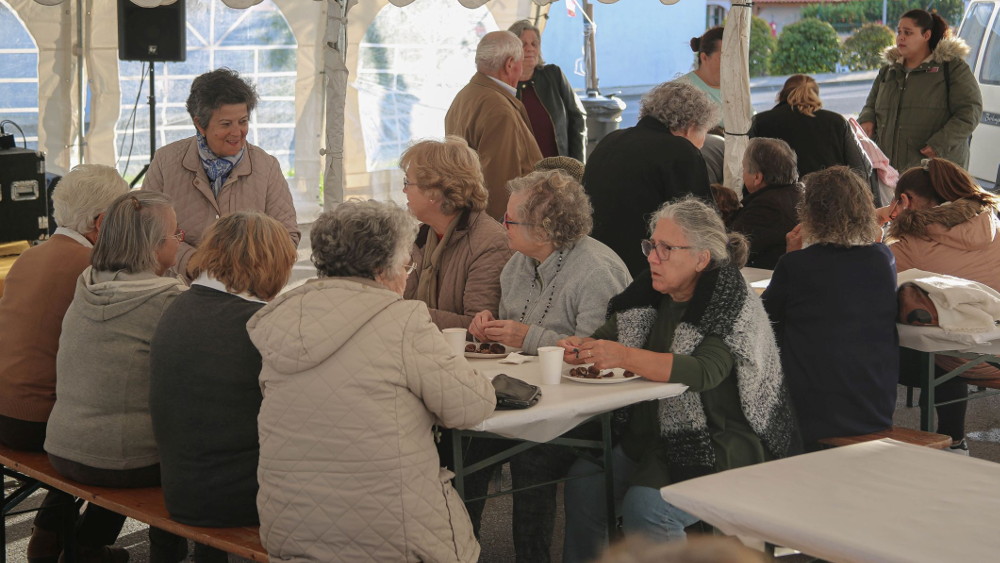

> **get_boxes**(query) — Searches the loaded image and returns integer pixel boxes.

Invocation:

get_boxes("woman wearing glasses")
[248,200,495,562]
[558,196,796,561]
[400,136,512,329]
[44,191,189,562]
[467,169,630,560]
[469,169,630,354]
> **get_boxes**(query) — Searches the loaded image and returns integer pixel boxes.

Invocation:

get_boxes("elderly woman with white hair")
[0,164,128,561]
[584,81,717,276]
[558,197,797,562]
[248,200,496,562]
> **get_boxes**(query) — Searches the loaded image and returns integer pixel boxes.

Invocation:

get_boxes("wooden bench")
[817,426,952,449]
[0,445,266,562]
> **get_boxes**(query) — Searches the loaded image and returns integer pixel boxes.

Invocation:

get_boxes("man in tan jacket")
[446,31,543,221]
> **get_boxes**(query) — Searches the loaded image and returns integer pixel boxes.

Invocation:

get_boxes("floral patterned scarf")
[196,131,245,197]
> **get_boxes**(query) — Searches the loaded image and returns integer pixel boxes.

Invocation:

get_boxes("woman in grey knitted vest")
[559,197,797,561]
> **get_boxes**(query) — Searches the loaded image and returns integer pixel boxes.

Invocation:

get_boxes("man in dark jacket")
[731,138,802,269]
[583,81,715,277]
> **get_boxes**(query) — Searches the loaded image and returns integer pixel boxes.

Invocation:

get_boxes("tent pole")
[76,0,85,164]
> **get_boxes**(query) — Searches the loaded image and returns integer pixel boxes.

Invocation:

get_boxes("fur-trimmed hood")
[882,35,971,66]
[890,198,999,251]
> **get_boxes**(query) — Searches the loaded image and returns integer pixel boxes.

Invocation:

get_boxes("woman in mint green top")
[676,26,724,130]
[558,196,797,562]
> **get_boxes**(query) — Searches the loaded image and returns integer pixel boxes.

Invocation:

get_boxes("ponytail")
[902,9,951,51]
[924,158,998,206]
[778,74,822,117]
[726,232,749,270]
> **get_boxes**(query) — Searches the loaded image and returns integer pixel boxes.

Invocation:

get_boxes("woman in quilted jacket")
[859,9,982,172]
[248,200,496,562]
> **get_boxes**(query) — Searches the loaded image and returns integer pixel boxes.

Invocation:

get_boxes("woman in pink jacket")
[885,158,1000,454]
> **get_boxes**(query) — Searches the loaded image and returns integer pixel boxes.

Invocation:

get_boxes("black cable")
[117,61,147,177]
[0,119,28,148]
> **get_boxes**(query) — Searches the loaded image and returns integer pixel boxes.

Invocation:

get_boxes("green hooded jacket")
[859,37,982,173]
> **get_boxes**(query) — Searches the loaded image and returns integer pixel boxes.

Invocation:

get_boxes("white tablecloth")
[661,439,1000,563]
[467,356,686,443]
[898,323,1000,353]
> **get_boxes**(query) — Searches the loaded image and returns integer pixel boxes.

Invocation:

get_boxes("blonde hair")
[778,74,822,117]
[400,136,488,215]
[188,212,297,301]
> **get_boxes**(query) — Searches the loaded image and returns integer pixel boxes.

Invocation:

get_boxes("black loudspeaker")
[0,148,48,243]
[117,0,186,62]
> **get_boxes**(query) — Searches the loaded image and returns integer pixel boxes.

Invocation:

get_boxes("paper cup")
[538,346,564,385]
[442,328,468,356]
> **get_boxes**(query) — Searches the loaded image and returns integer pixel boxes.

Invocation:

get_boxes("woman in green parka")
[859,9,982,172]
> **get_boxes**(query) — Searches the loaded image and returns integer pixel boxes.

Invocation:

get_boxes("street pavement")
[608,69,879,130]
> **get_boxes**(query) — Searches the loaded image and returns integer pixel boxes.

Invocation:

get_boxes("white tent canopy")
[9,0,749,220]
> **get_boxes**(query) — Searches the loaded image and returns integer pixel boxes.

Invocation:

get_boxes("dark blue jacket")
[762,243,898,444]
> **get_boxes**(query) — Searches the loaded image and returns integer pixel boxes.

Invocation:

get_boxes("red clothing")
[519,82,559,158]
[0,235,92,422]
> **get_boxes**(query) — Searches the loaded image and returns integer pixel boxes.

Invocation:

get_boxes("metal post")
[583,0,598,94]
[921,352,936,432]
[148,62,157,159]
[882,0,888,25]
[76,0,85,164]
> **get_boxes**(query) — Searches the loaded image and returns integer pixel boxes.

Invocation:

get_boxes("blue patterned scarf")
[196,131,245,197]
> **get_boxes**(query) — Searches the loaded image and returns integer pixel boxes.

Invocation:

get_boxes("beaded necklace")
[518,249,565,325]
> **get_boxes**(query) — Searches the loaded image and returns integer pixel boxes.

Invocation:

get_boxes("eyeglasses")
[404,261,417,276]
[640,239,692,261]
[502,213,535,229]
[166,229,185,243]
[403,178,416,190]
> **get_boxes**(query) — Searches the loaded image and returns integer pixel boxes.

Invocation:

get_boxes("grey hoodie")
[44,267,185,470]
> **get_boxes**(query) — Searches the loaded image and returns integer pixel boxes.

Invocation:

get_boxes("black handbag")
[491,373,542,409]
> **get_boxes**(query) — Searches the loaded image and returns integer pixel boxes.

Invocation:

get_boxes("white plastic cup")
[442,328,468,356]
[538,346,564,385]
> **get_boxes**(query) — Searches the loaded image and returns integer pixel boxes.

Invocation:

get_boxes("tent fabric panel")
[721,1,751,193]
[275,0,325,222]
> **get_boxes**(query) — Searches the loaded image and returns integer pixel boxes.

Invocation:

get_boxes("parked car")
[959,0,1000,189]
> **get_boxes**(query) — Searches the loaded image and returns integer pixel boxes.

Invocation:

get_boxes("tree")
[842,23,895,70]
[749,15,777,77]
[771,18,840,75]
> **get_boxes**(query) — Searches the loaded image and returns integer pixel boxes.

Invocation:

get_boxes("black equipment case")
[0,148,48,244]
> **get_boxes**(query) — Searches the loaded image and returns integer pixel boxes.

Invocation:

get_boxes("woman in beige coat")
[142,68,299,279]
[248,200,496,562]
[885,158,1000,453]
[402,136,512,329]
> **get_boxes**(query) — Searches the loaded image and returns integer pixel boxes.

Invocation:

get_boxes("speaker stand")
[130,62,157,188]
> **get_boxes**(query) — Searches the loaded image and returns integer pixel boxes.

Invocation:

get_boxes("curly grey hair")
[508,20,545,67]
[91,191,174,274]
[475,31,523,75]
[311,200,418,280]
[649,195,748,270]
[743,137,799,186]
[52,164,129,234]
[639,81,718,133]
[186,68,259,130]
[508,170,592,249]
